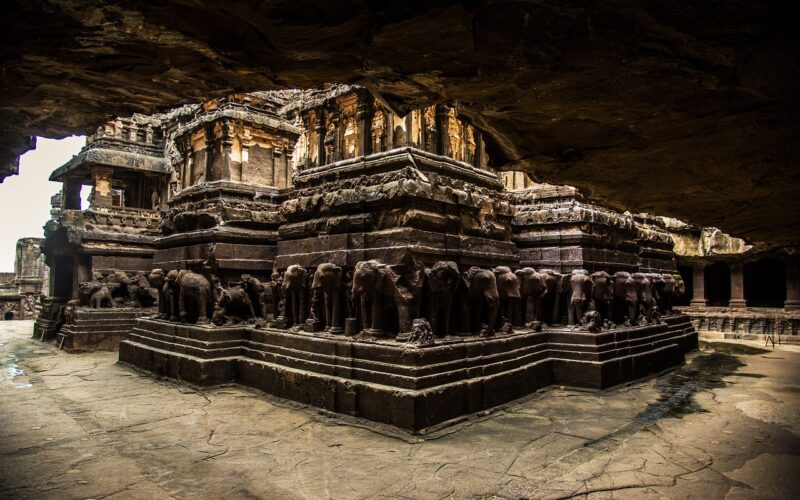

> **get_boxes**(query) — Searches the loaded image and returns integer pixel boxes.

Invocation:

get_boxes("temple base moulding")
[119,314,698,433]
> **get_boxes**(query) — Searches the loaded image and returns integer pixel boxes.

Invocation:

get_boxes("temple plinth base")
[120,314,697,433]
[681,306,800,343]
[57,307,157,351]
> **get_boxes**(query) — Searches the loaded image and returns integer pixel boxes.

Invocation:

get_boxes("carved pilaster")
[204,123,215,182]
[356,96,374,156]
[331,108,341,162]
[474,129,484,168]
[435,105,449,156]
[219,120,233,180]
[315,107,326,166]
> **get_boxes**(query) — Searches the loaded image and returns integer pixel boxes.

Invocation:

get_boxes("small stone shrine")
[0,238,47,321]
[35,115,169,349]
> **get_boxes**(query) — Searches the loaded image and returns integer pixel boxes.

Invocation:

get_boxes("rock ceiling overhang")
[1,1,798,246]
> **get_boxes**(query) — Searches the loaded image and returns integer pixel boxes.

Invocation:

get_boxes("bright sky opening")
[0,136,86,272]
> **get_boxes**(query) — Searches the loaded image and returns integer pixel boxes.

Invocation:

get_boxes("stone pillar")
[690,264,708,307]
[405,114,414,147]
[178,138,190,189]
[72,254,91,300]
[282,145,290,187]
[729,264,747,307]
[274,148,285,188]
[435,105,449,156]
[241,143,250,182]
[91,167,114,208]
[204,124,215,182]
[331,111,341,162]
[219,120,233,180]
[62,177,82,210]
[315,108,326,166]
[474,130,484,168]
[357,99,374,157]
[386,112,394,150]
[785,258,800,311]
[266,147,275,186]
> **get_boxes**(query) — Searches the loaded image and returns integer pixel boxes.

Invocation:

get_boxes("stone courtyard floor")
[1,321,799,499]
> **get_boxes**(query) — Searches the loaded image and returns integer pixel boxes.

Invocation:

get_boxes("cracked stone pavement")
[1,320,799,499]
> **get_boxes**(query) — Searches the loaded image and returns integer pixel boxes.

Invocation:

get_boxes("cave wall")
[2,0,799,245]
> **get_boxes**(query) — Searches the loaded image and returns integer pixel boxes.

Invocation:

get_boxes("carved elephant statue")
[352,257,423,340]
[311,263,344,333]
[268,271,283,321]
[164,270,180,321]
[424,261,460,337]
[281,265,309,328]
[539,269,564,325]
[647,273,665,314]
[657,274,676,313]
[515,268,548,325]
[568,269,593,326]
[493,266,521,327]
[613,271,638,324]
[632,272,654,322]
[590,271,614,321]
[241,274,267,319]
[148,269,168,318]
[673,273,686,305]
[460,266,499,336]
[176,270,212,324]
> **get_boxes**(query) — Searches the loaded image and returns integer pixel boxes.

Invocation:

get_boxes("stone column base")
[690,299,708,307]
[729,299,747,308]
[785,300,800,311]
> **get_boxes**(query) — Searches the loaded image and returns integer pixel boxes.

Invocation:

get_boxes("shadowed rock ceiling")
[1,1,798,245]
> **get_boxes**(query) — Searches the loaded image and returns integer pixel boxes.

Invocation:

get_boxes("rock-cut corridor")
[1,320,799,499]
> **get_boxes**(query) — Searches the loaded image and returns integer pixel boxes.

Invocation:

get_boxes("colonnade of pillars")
[689,258,799,312]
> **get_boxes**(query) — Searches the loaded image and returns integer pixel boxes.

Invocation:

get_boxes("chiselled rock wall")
[3,1,799,248]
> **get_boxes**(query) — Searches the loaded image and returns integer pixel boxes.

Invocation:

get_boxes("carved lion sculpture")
[580,310,604,333]
[404,318,436,348]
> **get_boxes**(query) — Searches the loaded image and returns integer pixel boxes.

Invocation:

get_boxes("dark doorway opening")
[744,259,786,308]
[705,262,731,306]
[4,311,14,320]
[53,255,74,299]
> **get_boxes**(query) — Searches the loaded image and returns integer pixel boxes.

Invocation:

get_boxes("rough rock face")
[2,1,798,245]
